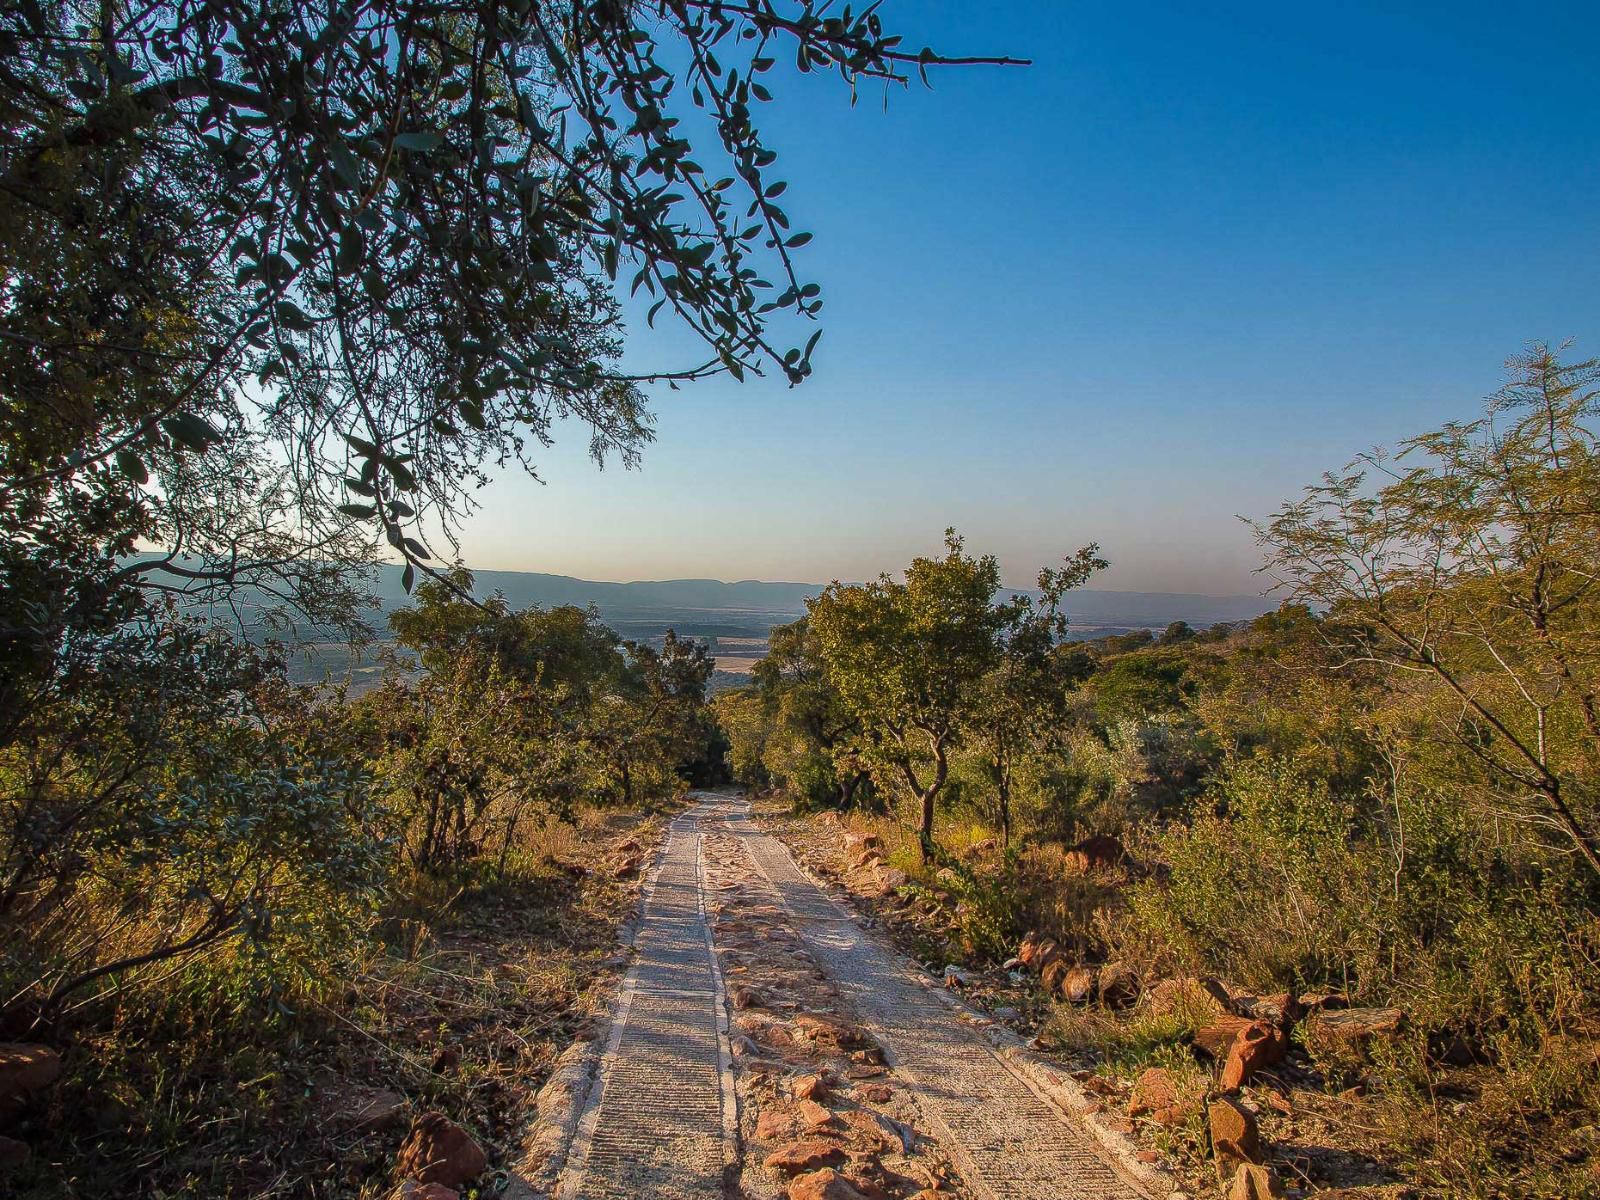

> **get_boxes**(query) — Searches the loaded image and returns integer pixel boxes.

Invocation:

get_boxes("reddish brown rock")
[1017,931,1042,967]
[1221,1020,1288,1090]
[1208,1096,1261,1177]
[791,1072,828,1101]
[1231,991,1304,1031]
[396,1183,459,1200]
[795,1014,866,1048]
[1195,1015,1257,1058]
[613,854,642,878]
[1040,959,1071,994]
[1060,964,1098,1003]
[843,831,883,855]
[1063,834,1125,873]
[756,1109,790,1140]
[1227,1162,1287,1199]
[1097,961,1141,1009]
[765,1140,847,1174]
[1127,1067,1193,1126]
[855,1082,893,1104]
[1307,1006,1406,1047]
[796,1098,836,1130]
[1031,938,1065,974]
[788,1168,873,1200]
[395,1113,487,1189]
[1297,990,1347,1012]
[0,1043,61,1116]
[731,984,764,1010]
[837,1108,895,1152]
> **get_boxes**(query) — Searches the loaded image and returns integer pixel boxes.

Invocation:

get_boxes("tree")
[807,532,1008,859]
[964,547,1106,845]
[1258,344,1600,881]
[2,1,1021,613]
[749,615,874,809]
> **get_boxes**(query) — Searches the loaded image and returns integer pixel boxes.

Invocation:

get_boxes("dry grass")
[8,804,668,1199]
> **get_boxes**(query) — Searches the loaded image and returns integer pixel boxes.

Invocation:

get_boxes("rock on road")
[548,792,1158,1200]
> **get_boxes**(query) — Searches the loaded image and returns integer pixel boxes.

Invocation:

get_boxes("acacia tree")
[1258,345,1600,881]
[964,546,1106,846]
[808,531,1012,859]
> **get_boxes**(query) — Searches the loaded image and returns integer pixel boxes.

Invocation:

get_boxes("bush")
[1131,754,1600,1042]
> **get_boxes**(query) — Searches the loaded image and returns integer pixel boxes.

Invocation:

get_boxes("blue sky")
[460,1,1600,594]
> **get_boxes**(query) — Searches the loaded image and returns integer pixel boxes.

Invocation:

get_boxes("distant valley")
[265,565,1279,692]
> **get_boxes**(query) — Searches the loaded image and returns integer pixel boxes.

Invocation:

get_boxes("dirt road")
[545,793,1159,1200]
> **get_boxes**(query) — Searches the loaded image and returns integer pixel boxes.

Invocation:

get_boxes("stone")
[1127,1067,1192,1126]
[878,868,908,893]
[1032,938,1064,973]
[757,1107,799,1140]
[1016,931,1042,967]
[789,1168,872,1200]
[1231,992,1303,1031]
[1307,1006,1405,1047]
[1220,1020,1288,1090]
[731,984,764,1010]
[796,1098,836,1130]
[1097,961,1141,1009]
[765,1140,847,1174]
[943,965,969,988]
[838,1108,896,1152]
[992,1006,1020,1021]
[1146,976,1231,1020]
[856,1082,893,1103]
[1297,990,1348,1012]
[1207,1096,1261,1177]
[1226,1163,1287,1199]
[843,831,883,854]
[613,854,642,878]
[795,1014,866,1048]
[1195,1015,1257,1058]
[792,1072,828,1101]
[395,1112,487,1189]
[0,1044,61,1112]
[1040,959,1071,994]
[396,1183,459,1200]
[970,838,999,855]
[1060,964,1098,1003]
[1063,834,1125,873]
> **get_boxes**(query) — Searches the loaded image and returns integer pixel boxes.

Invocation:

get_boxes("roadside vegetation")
[718,346,1600,1199]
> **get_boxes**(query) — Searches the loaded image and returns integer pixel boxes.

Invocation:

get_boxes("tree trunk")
[916,739,950,862]
[997,767,1012,849]
[918,788,936,862]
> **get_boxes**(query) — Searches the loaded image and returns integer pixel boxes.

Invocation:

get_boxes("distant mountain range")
[367,565,1278,628]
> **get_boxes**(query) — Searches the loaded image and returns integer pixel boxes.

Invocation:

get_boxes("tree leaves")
[392,131,444,153]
